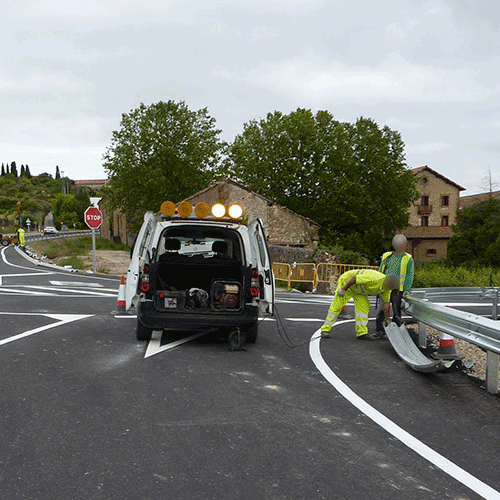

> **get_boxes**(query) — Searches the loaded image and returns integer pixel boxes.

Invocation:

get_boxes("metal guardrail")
[25,230,99,242]
[403,291,500,394]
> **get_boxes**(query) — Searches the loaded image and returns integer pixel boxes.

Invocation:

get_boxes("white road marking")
[309,320,500,500]
[0,313,93,347]
[0,271,54,286]
[145,330,208,358]
[20,285,117,297]
[286,318,324,322]
[49,281,103,287]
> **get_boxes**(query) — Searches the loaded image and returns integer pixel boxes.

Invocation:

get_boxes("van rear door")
[248,218,275,315]
[125,211,156,310]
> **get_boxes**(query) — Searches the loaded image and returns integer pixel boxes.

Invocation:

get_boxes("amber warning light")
[160,201,243,220]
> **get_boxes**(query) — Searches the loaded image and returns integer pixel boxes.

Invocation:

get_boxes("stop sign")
[84,206,103,229]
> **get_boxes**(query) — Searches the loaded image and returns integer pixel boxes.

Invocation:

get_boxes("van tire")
[243,322,258,344]
[136,318,152,341]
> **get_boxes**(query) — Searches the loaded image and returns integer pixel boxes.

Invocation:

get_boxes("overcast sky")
[1,0,499,195]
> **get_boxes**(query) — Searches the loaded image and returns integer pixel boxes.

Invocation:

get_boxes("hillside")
[0,173,95,231]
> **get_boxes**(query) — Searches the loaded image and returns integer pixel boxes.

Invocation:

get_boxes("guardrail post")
[486,351,499,395]
[418,321,427,348]
[493,288,498,321]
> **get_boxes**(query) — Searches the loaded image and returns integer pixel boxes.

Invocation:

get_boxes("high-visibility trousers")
[321,289,370,337]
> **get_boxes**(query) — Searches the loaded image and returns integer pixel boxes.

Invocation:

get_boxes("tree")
[55,165,61,179]
[25,165,32,179]
[227,109,417,260]
[1,164,4,176]
[103,101,225,226]
[448,198,500,266]
[20,164,25,177]
[50,193,82,229]
[5,163,9,174]
[481,166,499,196]
[11,161,18,177]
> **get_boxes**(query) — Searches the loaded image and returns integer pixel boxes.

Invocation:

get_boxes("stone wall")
[410,170,460,227]
[186,180,320,248]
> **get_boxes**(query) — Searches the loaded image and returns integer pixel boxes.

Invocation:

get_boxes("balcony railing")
[417,204,433,214]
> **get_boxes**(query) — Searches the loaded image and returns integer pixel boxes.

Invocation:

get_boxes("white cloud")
[405,142,451,154]
[212,49,497,105]
[384,19,419,42]
[424,6,443,16]
[385,118,425,130]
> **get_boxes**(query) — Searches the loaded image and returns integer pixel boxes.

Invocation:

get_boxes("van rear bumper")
[138,299,259,331]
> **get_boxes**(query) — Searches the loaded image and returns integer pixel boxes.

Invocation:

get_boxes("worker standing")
[320,269,400,340]
[376,234,415,336]
[17,226,26,250]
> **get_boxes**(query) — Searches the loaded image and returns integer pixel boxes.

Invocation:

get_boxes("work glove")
[337,289,346,297]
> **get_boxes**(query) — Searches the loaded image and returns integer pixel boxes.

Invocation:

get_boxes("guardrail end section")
[486,351,499,395]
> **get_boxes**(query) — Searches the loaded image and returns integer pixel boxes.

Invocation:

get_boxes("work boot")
[374,329,387,339]
[320,331,331,339]
[357,333,378,341]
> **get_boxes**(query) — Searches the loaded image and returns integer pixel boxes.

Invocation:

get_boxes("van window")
[157,225,243,263]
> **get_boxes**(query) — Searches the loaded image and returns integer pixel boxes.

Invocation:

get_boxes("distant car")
[43,226,59,234]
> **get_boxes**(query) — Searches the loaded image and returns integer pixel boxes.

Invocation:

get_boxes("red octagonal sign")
[85,206,103,229]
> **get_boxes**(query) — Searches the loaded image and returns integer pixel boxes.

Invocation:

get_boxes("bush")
[414,262,500,288]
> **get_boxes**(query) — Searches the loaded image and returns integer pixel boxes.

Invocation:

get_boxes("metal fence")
[272,262,379,290]
[403,290,500,394]
[25,230,100,242]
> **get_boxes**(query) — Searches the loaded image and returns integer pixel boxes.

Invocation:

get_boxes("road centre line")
[0,313,93,347]
[309,320,500,500]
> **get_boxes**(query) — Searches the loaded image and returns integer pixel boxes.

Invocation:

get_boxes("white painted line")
[115,315,137,319]
[309,321,500,500]
[0,313,93,347]
[0,288,59,296]
[15,286,117,297]
[286,318,325,322]
[50,281,103,287]
[0,271,54,286]
[145,330,208,358]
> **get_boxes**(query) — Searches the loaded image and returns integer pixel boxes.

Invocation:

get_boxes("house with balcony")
[401,166,465,263]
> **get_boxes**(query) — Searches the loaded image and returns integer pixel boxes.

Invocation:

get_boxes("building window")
[442,195,449,206]
[421,216,429,227]
[422,177,428,184]
[427,248,437,255]
[441,215,449,226]
[421,195,429,206]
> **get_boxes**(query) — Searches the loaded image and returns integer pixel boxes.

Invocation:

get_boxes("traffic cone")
[116,276,126,313]
[432,331,463,360]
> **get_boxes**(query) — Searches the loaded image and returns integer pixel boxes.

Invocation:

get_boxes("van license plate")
[165,298,177,308]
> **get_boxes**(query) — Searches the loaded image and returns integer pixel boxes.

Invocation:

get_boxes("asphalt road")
[1,245,499,500]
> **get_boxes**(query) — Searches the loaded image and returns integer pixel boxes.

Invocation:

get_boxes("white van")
[124,201,275,345]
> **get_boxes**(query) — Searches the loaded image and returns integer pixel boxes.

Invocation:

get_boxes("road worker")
[375,234,415,336]
[320,269,400,340]
[17,226,26,249]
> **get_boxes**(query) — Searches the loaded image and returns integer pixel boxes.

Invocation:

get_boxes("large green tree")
[448,198,500,266]
[103,101,225,225]
[227,109,417,260]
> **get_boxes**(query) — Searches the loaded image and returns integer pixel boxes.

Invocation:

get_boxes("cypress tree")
[5,163,9,174]
[55,165,61,179]
[11,161,18,177]
[20,164,25,177]
[26,165,32,179]
[1,164,4,176]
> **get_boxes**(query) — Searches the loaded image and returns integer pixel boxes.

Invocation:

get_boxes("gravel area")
[406,323,500,393]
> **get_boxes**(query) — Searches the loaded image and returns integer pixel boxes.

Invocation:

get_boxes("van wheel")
[243,323,258,344]
[136,318,152,341]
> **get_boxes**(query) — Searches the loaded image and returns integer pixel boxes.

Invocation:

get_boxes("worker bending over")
[320,269,400,340]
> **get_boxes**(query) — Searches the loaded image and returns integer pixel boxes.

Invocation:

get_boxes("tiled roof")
[402,226,454,239]
[460,190,500,209]
[412,166,466,191]
[74,179,108,185]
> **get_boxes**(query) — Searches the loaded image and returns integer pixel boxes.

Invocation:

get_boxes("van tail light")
[250,268,260,297]
[141,264,151,294]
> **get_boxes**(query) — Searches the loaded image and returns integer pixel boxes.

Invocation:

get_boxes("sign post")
[84,206,103,273]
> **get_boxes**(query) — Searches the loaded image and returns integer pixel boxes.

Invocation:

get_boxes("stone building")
[401,166,465,263]
[184,179,320,247]
[100,178,320,248]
